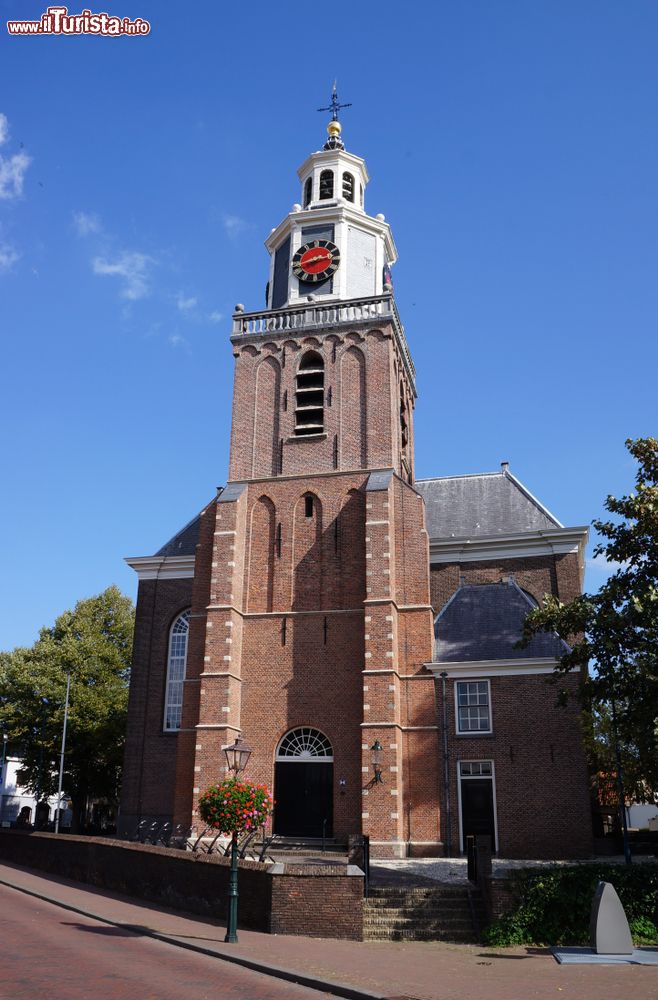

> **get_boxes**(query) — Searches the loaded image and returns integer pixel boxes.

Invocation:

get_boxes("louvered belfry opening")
[319,169,334,200]
[295,351,325,436]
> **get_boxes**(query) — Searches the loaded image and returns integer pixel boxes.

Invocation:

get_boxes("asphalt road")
[0,884,329,1000]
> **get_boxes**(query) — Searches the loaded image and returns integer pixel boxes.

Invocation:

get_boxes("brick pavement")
[1,861,656,1000]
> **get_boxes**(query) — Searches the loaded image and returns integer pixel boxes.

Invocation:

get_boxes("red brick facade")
[120,140,592,859]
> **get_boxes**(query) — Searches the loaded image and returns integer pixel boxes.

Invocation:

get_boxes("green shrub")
[482,864,658,946]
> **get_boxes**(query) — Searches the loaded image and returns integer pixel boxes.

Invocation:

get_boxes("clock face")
[292,240,340,283]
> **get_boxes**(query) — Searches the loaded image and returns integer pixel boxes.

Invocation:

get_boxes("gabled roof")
[415,468,562,540]
[434,579,569,663]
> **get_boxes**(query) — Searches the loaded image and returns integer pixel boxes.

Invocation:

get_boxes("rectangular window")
[455,680,491,734]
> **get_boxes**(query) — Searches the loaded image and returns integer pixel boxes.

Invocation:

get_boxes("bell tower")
[229,94,416,486]
[173,94,437,858]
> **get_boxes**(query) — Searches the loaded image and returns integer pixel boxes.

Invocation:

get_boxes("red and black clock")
[292,239,341,284]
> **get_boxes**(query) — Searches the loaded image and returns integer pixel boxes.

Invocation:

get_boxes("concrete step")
[365,898,474,910]
[363,918,475,932]
[363,927,478,942]
[364,912,475,925]
[361,885,484,942]
[368,885,478,899]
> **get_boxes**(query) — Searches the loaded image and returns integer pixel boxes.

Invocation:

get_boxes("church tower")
[170,97,437,856]
[122,95,593,862]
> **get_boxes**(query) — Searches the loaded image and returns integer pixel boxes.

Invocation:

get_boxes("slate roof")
[155,513,201,557]
[415,470,561,540]
[434,580,569,662]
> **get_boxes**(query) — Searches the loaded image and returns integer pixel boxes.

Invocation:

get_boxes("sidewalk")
[0,861,656,1000]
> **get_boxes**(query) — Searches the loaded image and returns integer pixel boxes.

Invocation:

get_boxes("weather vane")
[317,81,352,122]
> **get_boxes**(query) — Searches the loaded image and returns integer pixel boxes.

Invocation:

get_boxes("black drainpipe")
[439,671,452,856]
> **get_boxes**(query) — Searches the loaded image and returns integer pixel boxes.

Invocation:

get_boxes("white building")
[0,753,64,828]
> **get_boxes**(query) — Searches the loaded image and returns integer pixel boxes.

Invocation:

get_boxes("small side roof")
[434,579,569,663]
[415,467,562,540]
[154,513,201,557]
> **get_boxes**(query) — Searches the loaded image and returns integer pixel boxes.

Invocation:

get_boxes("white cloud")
[176,292,197,312]
[168,333,188,349]
[73,211,101,237]
[587,553,628,573]
[0,113,9,146]
[223,214,248,238]
[92,251,154,300]
[209,310,223,323]
[0,242,19,272]
[0,149,31,200]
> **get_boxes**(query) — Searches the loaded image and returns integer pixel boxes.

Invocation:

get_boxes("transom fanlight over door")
[276,727,333,761]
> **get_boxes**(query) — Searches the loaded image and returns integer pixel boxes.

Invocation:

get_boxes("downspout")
[438,671,452,856]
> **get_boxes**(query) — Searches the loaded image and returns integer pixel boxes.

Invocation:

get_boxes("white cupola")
[264,90,398,311]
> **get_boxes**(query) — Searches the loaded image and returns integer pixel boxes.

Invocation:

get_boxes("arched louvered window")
[319,169,334,200]
[400,382,408,449]
[303,176,312,208]
[163,610,190,731]
[342,172,354,202]
[295,351,324,436]
[276,727,333,761]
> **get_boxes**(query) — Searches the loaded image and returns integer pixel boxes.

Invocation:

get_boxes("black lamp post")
[371,739,384,784]
[222,733,252,943]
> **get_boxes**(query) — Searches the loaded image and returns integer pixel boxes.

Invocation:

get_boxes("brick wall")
[430,551,582,616]
[227,325,414,482]
[119,576,194,835]
[0,832,363,939]
[437,670,592,859]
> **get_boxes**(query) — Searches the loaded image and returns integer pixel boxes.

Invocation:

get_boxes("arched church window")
[400,382,408,448]
[276,727,333,760]
[342,172,354,202]
[295,351,324,436]
[163,610,190,731]
[303,176,312,208]
[319,169,334,200]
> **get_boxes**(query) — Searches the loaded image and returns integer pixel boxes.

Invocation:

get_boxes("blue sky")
[1,1,656,649]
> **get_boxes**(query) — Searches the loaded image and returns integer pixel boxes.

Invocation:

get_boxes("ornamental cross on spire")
[317,81,352,122]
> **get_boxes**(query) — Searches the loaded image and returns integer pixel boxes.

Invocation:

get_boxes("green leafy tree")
[522,437,658,803]
[0,585,134,831]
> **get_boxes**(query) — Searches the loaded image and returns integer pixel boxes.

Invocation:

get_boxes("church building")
[120,102,593,859]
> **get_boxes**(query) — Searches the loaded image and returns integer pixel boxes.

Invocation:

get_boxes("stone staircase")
[363,884,485,942]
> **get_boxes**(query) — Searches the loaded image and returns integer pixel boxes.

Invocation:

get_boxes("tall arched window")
[295,351,324,436]
[342,172,354,202]
[303,176,312,207]
[319,169,334,200]
[163,610,190,731]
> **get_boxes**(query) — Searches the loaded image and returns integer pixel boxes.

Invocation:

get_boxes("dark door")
[460,778,496,852]
[274,761,333,837]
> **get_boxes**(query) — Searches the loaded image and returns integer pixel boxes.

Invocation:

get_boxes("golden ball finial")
[327,120,342,137]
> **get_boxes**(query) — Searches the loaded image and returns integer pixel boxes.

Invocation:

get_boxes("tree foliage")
[522,438,658,801]
[0,586,134,827]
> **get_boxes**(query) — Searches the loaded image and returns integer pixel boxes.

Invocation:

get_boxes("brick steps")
[363,885,484,942]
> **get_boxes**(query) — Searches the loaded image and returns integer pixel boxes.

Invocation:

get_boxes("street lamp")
[371,740,384,784]
[223,734,252,777]
[0,734,8,825]
[54,671,71,835]
[222,733,253,944]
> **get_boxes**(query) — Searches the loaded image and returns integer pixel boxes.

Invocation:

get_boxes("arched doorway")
[274,728,333,837]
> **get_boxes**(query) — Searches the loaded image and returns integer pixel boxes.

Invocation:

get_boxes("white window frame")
[163,609,190,732]
[454,679,492,735]
[456,758,499,853]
